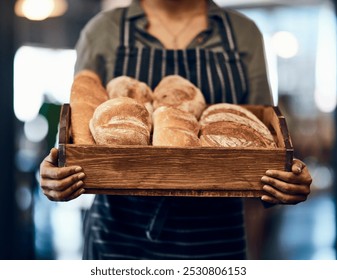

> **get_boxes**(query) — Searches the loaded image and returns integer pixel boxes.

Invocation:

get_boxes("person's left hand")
[260,158,312,205]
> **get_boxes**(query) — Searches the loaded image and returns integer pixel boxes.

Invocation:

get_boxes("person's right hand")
[39,147,86,201]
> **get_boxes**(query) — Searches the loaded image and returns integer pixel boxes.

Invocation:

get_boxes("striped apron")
[83,7,249,260]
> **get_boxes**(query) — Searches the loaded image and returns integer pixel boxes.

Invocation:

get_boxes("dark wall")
[0,0,16,260]
[333,0,337,259]
[0,0,101,260]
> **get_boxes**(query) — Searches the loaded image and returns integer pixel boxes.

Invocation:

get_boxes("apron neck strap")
[119,7,136,48]
[213,12,237,52]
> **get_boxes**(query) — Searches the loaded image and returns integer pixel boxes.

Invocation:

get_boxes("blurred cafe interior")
[0,0,336,260]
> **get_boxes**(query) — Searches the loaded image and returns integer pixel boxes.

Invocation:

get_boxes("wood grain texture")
[58,104,293,197]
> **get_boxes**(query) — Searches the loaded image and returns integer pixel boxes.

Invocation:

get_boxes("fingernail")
[79,188,85,194]
[78,172,85,180]
[75,167,82,172]
[266,170,273,176]
[262,185,269,191]
[76,181,83,187]
[261,176,268,182]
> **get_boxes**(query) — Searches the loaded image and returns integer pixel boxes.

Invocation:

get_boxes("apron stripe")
[122,12,130,76]
[223,52,238,104]
[177,50,187,78]
[139,47,150,86]
[166,50,174,76]
[221,13,235,51]
[126,48,136,77]
[147,47,155,88]
[161,49,167,78]
[196,48,202,90]
[187,49,197,88]
[152,49,163,89]
[173,50,179,75]
[235,51,247,93]
[216,52,232,103]
[205,50,215,104]
[135,47,142,81]
[124,20,130,48]
[182,49,191,81]
[213,51,227,103]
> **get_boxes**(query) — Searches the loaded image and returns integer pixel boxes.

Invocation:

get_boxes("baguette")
[70,69,108,144]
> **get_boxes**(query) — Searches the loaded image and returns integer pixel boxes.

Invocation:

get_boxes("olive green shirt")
[75,0,273,105]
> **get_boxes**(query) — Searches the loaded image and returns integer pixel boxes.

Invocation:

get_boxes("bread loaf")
[89,97,152,145]
[152,75,206,119]
[153,127,201,147]
[200,103,276,148]
[70,70,109,144]
[152,106,200,147]
[106,76,154,114]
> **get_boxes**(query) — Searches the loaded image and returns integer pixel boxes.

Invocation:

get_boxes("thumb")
[46,147,59,166]
[292,159,305,175]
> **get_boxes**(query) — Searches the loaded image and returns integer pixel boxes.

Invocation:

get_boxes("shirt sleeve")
[229,10,274,106]
[74,10,120,85]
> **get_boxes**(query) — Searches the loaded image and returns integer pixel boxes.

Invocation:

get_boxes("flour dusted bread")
[152,106,200,147]
[106,76,154,114]
[70,70,109,144]
[90,97,152,145]
[200,103,276,148]
[153,106,200,135]
[200,103,263,124]
[152,75,206,119]
[153,127,201,147]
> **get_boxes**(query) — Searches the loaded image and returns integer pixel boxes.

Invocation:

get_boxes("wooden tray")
[58,104,293,197]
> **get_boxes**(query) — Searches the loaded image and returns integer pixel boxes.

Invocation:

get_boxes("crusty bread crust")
[200,103,276,148]
[106,76,154,114]
[152,75,206,119]
[153,106,200,135]
[70,70,109,144]
[90,97,152,145]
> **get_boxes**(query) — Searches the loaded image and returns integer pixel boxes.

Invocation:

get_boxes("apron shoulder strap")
[214,11,238,52]
[118,7,136,48]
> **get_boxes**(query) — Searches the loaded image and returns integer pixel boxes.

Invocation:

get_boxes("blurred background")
[0,0,336,260]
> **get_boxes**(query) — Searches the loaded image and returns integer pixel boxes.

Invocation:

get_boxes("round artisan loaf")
[200,103,276,148]
[152,75,206,119]
[200,103,262,124]
[70,69,109,144]
[89,97,152,145]
[152,106,200,147]
[106,76,154,114]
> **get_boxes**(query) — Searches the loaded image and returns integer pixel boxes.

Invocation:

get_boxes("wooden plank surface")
[58,104,293,197]
[64,145,286,190]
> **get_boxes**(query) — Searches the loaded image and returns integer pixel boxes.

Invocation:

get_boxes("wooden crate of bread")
[58,103,293,197]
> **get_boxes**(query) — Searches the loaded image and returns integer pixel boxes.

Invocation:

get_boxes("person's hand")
[260,158,312,205]
[39,148,86,201]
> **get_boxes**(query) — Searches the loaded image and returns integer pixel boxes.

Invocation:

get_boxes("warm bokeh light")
[15,0,68,21]
[14,46,76,122]
[314,4,337,113]
[271,31,299,59]
[24,114,49,143]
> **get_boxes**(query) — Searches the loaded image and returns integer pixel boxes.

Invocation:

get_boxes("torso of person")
[80,0,271,260]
